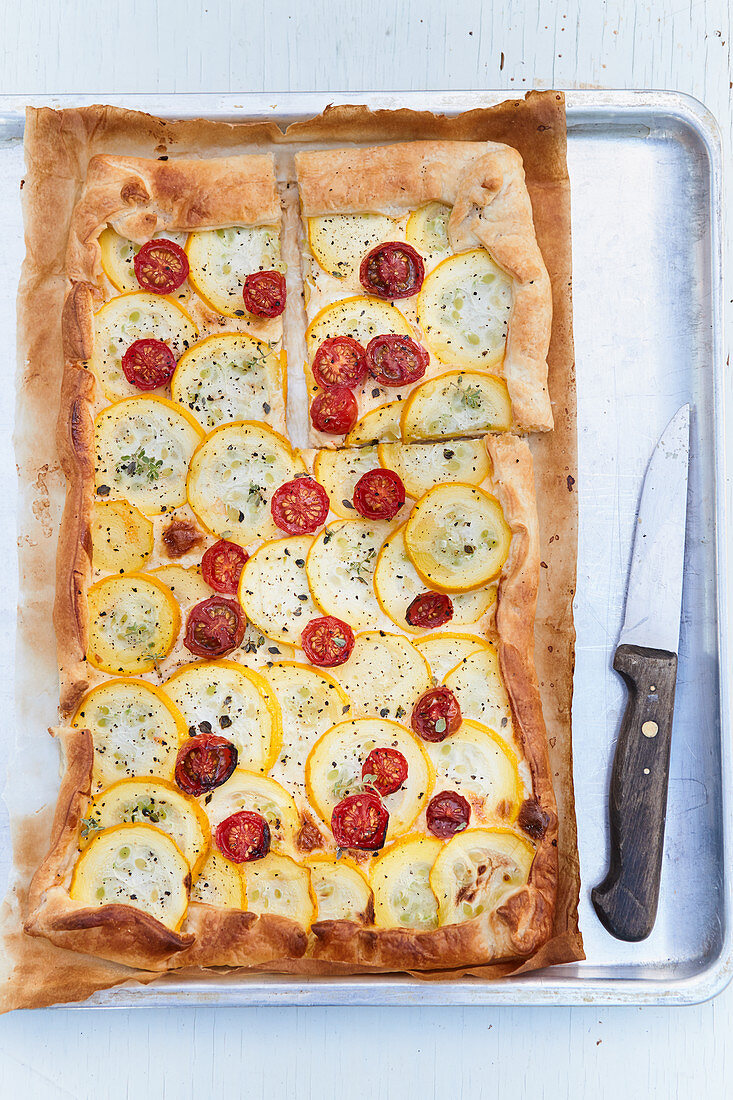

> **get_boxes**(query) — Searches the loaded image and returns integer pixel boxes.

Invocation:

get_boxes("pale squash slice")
[401,371,512,442]
[414,633,490,682]
[186,226,282,317]
[405,203,452,260]
[313,446,380,519]
[98,228,189,294]
[190,850,246,909]
[241,853,315,926]
[204,770,301,855]
[87,573,180,675]
[425,720,522,823]
[443,647,514,738]
[371,834,442,930]
[91,499,154,574]
[330,632,432,721]
[238,534,319,645]
[308,855,373,923]
[429,827,535,926]
[307,213,397,279]
[305,296,412,362]
[306,520,390,630]
[377,439,490,499]
[345,402,403,446]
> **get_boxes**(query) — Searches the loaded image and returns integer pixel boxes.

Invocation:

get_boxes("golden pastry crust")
[296,141,552,433]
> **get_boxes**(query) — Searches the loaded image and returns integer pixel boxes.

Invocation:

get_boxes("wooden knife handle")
[591,643,678,941]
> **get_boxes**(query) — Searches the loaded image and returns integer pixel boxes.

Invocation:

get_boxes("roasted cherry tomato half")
[215,810,271,863]
[242,270,286,318]
[133,239,189,294]
[411,686,462,743]
[366,334,429,387]
[184,596,246,658]
[310,385,358,435]
[312,336,368,390]
[352,468,405,521]
[426,790,471,839]
[301,615,355,667]
[201,540,249,595]
[361,747,409,797]
[405,592,454,629]
[331,790,389,851]
[271,477,330,535]
[121,338,177,391]
[175,733,238,796]
[359,242,424,300]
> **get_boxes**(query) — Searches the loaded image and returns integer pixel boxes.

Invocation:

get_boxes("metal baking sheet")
[0,90,727,1006]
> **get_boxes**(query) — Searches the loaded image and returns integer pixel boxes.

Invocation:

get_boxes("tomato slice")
[426,790,471,838]
[175,733,238,796]
[310,385,358,435]
[242,270,286,318]
[301,616,355,667]
[366,334,429,387]
[201,540,249,595]
[216,810,271,863]
[121,338,177,390]
[359,242,424,300]
[271,477,330,535]
[312,337,368,389]
[133,239,189,294]
[405,592,454,629]
[411,686,462,743]
[331,790,389,851]
[361,747,408,797]
[184,596,246,658]
[352,469,405,521]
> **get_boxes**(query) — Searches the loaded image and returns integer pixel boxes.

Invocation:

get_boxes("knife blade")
[591,404,690,942]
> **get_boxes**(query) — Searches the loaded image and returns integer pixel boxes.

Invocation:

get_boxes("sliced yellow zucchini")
[373,525,496,634]
[72,678,186,788]
[186,226,282,317]
[307,213,397,279]
[171,333,285,432]
[405,203,452,259]
[377,439,491,499]
[426,720,522,822]
[91,499,154,574]
[330,631,432,721]
[306,520,390,630]
[414,633,490,682]
[204,770,301,854]
[401,371,513,442]
[443,646,514,737]
[241,853,315,926]
[190,850,246,908]
[308,855,373,923]
[371,834,442,930]
[87,573,180,675]
[305,296,412,362]
[187,421,303,545]
[416,250,513,368]
[91,291,198,402]
[94,395,204,515]
[345,402,403,446]
[306,719,433,842]
[312,446,380,519]
[404,483,512,592]
[150,563,213,606]
[238,534,319,645]
[164,660,281,774]
[98,228,190,294]
[429,827,535,926]
[229,626,296,668]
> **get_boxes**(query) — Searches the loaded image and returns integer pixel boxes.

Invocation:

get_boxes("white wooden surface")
[0,0,731,1096]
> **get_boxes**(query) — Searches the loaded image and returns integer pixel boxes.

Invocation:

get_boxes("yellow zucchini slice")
[443,646,513,737]
[91,499,154,574]
[330,631,432,721]
[306,519,390,630]
[377,439,491,499]
[345,402,403,446]
[306,719,433,843]
[204,770,301,855]
[70,823,190,929]
[374,525,496,634]
[150,564,213,606]
[307,213,397,279]
[187,421,303,545]
[308,855,373,923]
[94,395,204,515]
[91,291,198,402]
[87,573,180,675]
[238,534,319,645]
[405,202,452,259]
[186,226,282,317]
[190,850,246,908]
[371,834,442,930]
[414,633,490,682]
[312,446,380,519]
[241,853,315,926]
[72,678,186,788]
[425,720,522,823]
[401,371,513,442]
[404,483,512,592]
[429,827,535,926]
[82,777,210,876]
[171,333,285,432]
[164,660,281,774]
[305,296,412,362]
[98,228,190,294]
[261,662,351,801]
[416,250,513,368]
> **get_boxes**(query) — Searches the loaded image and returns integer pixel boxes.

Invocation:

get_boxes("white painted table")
[0,1,730,1095]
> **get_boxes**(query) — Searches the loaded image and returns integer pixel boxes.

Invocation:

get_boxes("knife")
[591,404,690,942]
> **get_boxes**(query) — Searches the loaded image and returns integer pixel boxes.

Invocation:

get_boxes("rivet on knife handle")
[591,643,678,941]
